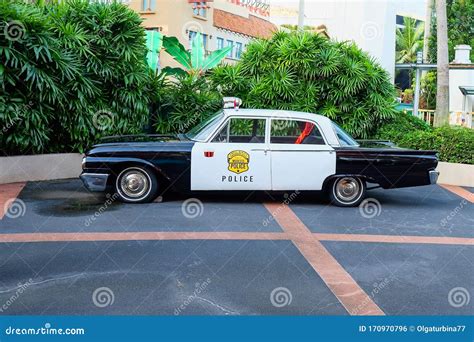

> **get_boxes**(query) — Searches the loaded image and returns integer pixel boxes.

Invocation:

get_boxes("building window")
[217,37,224,50]
[142,0,156,11]
[235,42,243,59]
[189,31,208,50]
[226,40,234,58]
[193,1,207,18]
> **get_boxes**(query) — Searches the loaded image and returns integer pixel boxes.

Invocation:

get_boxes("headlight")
[82,156,87,170]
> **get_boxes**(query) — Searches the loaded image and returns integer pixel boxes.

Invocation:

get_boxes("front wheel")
[329,176,366,207]
[115,166,158,203]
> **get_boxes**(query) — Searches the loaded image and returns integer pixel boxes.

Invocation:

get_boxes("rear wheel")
[329,176,366,207]
[115,166,158,203]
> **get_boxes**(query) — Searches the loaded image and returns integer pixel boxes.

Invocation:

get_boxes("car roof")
[222,109,331,123]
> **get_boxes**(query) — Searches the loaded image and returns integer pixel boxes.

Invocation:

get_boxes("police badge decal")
[227,150,250,174]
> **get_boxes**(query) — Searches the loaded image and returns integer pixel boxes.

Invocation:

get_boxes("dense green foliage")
[153,74,222,134]
[0,0,154,155]
[396,17,424,63]
[429,0,474,62]
[373,112,474,164]
[210,31,398,138]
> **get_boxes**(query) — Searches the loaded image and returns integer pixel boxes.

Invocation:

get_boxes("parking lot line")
[264,203,385,316]
[439,184,474,203]
[314,233,474,245]
[0,182,26,219]
[0,231,289,243]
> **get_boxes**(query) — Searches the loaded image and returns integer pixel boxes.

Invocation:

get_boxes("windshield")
[332,123,359,147]
[186,111,225,141]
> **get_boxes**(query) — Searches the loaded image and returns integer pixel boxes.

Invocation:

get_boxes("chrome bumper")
[80,173,109,192]
[429,170,440,184]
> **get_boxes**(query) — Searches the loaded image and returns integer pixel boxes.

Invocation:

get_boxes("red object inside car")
[295,122,315,144]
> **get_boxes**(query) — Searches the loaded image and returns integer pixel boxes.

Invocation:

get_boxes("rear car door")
[269,118,336,190]
[191,117,271,190]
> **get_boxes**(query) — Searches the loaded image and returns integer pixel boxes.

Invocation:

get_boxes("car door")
[191,117,271,190]
[269,118,336,191]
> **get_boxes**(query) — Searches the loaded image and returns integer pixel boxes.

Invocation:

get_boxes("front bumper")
[80,173,109,192]
[429,170,440,184]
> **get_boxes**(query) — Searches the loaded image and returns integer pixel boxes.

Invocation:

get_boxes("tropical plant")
[210,31,397,138]
[162,33,232,77]
[153,74,222,134]
[396,17,424,63]
[1,0,155,155]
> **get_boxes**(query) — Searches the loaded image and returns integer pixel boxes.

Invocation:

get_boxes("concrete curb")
[0,153,83,184]
[437,162,474,187]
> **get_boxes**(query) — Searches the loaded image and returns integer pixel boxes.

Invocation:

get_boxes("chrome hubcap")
[336,177,360,202]
[120,171,148,198]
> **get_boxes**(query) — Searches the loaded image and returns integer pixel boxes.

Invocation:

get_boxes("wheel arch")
[322,174,377,192]
[106,159,170,189]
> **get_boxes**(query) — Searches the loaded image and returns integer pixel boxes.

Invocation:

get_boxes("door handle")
[251,148,269,155]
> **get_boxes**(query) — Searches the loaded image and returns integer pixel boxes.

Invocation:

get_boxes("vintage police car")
[80,106,439,207]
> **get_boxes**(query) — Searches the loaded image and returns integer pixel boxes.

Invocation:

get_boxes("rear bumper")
[80,173,109,192]
[429,170,440,184]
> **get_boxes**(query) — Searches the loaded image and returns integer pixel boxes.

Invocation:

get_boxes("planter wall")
[436,162,474,187]
[0,153,83,184]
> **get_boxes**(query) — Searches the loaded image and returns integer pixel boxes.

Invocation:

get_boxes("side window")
[271,120,325,145]
[212,118,266,143]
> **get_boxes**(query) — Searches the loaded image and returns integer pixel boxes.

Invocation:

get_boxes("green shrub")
[399,126,474,165]
[1,0,155,155]
[373,112,473,164]
[210,31,398,138]
[153,74,222,134]
[373,111,431,142]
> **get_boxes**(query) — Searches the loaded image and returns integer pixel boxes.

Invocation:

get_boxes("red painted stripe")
[0,182,26,220]
[264,203,385,316]
[0,231,289,243]
[315,233,474,246]
[439,184,474,203]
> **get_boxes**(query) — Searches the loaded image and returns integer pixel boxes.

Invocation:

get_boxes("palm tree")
[434,0,450,126]
[396,17,424,63]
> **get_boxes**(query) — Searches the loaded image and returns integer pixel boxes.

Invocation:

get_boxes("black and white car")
[80,105,439,206]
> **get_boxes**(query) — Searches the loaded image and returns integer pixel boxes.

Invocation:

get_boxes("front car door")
[191,116,271,190]
[269,118,336,190]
